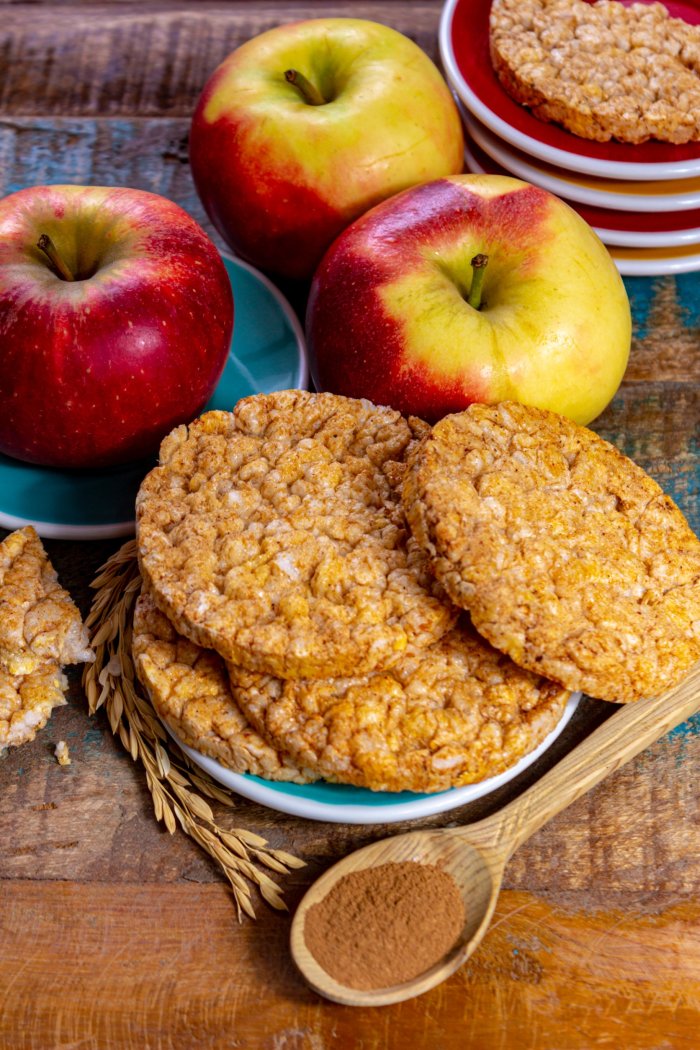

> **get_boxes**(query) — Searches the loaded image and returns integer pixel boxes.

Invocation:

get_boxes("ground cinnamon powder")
[303,860,466,991]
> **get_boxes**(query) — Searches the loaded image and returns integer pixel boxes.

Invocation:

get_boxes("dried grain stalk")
[82,541,304,920]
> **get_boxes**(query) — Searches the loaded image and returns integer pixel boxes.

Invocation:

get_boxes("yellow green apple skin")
[307,174,631,425]
[189,18,465,280]
[0,185,233,468]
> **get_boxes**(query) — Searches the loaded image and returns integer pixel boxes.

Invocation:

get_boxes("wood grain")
[0,116,202,221]
[593,383,700,534]
[4,685,697,902]
[1,881,699,1050]
[626,276,700,383]
[0,4,444,118]
[1,0,700,1042]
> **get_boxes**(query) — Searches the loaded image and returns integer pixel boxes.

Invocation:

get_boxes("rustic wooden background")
[1,2,700,1048]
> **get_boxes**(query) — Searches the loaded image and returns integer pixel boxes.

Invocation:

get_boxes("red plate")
[440,0,700,180]
[464,136,700,247]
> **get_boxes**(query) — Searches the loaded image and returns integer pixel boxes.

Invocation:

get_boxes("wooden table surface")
[2,2,700,1047]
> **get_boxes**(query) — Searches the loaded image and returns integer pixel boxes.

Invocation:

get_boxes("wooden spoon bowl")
[290,662,700,1007]
[291,827,501,1006]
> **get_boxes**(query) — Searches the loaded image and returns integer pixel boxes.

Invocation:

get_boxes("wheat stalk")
[82,541,305,920]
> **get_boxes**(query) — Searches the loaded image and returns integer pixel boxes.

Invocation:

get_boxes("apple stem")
[467,253,488,310]
[37,234,74,282]
[284,69,326,106]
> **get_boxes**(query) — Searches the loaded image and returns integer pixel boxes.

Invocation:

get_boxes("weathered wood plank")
[1,881,699,1050]
[0,3,445,118]
[1,0,699,1044]
[506,719,700,897]
[0,670,599,884]
[0,116,204,222]
[593,381,700,532]
[625,274,700,384]
[2,658,698,904]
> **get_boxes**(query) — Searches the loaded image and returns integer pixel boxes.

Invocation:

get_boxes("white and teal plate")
[0,254,308,539]
[166,692,581,824]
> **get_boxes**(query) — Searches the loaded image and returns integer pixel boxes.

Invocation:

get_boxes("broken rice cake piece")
[0,526,94,751]
[0,526,94,676]
[0,662,68,751]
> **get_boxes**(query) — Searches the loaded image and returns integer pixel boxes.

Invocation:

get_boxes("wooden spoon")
[290,661,700,1007]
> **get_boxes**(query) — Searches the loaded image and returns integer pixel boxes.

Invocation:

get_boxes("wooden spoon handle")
[463,661,700,858]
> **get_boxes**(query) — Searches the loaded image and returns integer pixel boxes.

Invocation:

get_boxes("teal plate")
[0,254,308,539]
[165,693,581,824]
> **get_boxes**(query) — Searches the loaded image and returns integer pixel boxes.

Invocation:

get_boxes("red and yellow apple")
[189,18,465,281]
[0,184,233,469]
[307,174,631,425]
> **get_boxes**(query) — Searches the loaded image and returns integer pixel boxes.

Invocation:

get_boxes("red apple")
[0,184,234,469]
[307,174,631,425]
[189,17,464,281]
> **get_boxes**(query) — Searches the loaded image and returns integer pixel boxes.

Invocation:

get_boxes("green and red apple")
[0,184,233,469]
[189,18,465,281]
[307,174,631,425]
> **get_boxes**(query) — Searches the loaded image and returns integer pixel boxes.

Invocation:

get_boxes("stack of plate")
[439,0,700,276]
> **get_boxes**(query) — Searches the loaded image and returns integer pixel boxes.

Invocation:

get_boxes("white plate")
[164,692,581,825]
[607,243,700,276]
[440,0,700,181]
[464,139,700,249]
[462,108,700,213]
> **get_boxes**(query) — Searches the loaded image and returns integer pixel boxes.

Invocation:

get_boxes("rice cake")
[227,616,569,793]
[404,401,700,702]
[490,0,700,144]
[132,591,315,783]
[0,663,67,751]
[0,527,94,676]
[136,391,455,680]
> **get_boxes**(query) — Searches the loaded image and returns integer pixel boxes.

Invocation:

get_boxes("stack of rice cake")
[132,392,700,794]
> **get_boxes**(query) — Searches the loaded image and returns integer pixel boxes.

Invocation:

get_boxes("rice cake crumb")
[490,0,700,144]
[403,401,700,703]
[54,739,71,766]
[0,527,94,676]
